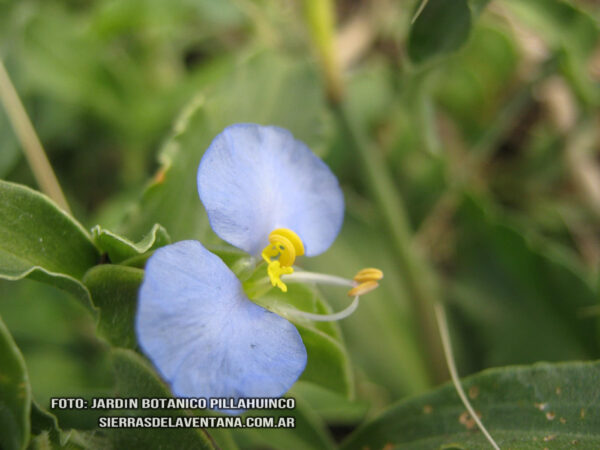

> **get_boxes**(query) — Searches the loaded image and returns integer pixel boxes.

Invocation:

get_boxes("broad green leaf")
[342,360,600,449]
[231,396,335,450]
[83,265,143,349]
[252,281,353,397]
[449,195,600,372]
[29,401,64,448]
[91,224,170,264]
[291,382,369,424]
[0,279,114,431]
[109,348,215,449]
[0,180,99,311]
[0,315,31,450]
[408,0,472,64]
[55,430,111,450]
[119,50,327,242]
[296,325,352,397]
[29,401,89,449]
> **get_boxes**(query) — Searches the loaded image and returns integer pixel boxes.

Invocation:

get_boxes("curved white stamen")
[283,296,360,322]
[282,271,355,288]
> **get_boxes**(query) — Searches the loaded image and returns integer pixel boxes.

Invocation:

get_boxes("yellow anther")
[267,261,294,292]
[353,268,384,283]
[261,228,304,292]
[270,228,304,256]
[266,234,295,267]
[348,280,379,297]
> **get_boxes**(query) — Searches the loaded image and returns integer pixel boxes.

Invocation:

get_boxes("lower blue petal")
[136,240,307,412]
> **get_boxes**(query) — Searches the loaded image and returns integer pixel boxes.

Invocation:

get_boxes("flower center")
[261,228,305,292]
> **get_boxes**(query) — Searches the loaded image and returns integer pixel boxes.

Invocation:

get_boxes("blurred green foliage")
[1,0,600,448]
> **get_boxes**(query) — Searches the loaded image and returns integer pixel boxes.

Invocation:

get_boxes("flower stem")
[434,301,500,450]
[302,0,343,103]
[0,60,71,214]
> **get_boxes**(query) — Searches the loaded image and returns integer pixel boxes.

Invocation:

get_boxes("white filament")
[282,270,355,288]
[282,296,360,322]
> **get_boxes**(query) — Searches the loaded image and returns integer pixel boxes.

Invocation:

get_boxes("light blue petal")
[198,124,344,257]
[136,240,307,410]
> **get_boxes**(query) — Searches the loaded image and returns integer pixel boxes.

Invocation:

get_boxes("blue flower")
[136,124,345,408]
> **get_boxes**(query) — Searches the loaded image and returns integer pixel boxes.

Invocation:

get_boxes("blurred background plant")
[1,0,600,448]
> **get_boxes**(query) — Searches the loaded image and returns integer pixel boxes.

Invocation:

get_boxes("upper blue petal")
[197,124,344,257]
[136,240,307,409]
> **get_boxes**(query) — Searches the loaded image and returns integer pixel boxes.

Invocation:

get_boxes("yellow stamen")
[348,280,379,297]
[261,228,304,292]
[271,228,304,256]
[267,261,294,292]
[353,268,384,283]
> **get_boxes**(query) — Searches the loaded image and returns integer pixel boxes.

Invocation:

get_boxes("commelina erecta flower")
[136,124,382,411]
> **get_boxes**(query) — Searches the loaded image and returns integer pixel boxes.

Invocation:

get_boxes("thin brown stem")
[0,60,71,214]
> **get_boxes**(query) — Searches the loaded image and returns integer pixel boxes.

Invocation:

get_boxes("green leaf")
[408,0,472,64]
[291,382,369,424]
[232,396,336,450]
[29,401,87,449]
[83,265,143,349]
[30,400,110,449]
[0,315,31,450]
[0,180,99,311]
[30,401,62,446]
[109,348,215,449]
[0,279,114,431]
[342,360,600,449]
[449,195,600,372]
[92,224,170,264]
[252,281,353,397]
[296,325,352,397]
